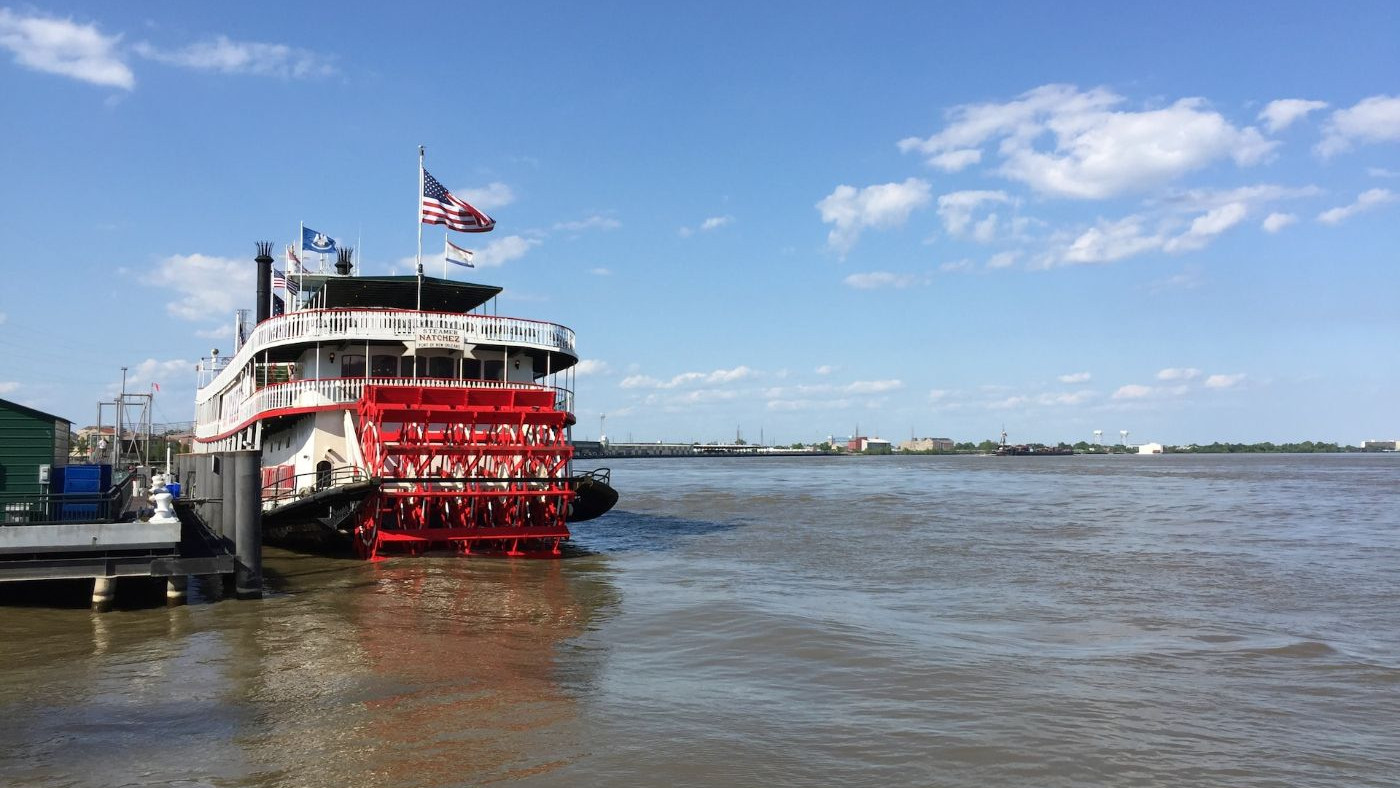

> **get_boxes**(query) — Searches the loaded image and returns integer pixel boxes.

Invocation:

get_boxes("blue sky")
[0,2,1396,446]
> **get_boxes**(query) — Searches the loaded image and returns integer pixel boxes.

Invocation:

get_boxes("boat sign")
[414,330,465,351]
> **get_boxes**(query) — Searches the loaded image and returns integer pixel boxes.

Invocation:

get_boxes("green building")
[0,397,71,495]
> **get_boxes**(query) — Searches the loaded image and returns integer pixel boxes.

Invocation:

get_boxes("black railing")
[0,470,140,525]
[261,465,371,508]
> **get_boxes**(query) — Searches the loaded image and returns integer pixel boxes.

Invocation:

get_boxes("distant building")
[847,437,892,454]
[899,437,955,452]
[1361,440,1398,452]
[1137,442,1164,455]
[864,438,892,454]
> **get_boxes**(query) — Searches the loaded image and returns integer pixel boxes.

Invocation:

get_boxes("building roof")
[0,396,71,426]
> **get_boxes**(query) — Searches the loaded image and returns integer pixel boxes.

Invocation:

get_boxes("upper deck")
[198,307,577,392]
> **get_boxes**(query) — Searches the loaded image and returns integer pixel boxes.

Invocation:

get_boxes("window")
[463,359,482,379]
[428,356,455,379]
[372,354,399,377]
[400,356,428,377]
[340,354,365,378]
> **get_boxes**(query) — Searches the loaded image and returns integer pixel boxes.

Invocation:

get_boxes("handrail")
[200,308,577,395]
[262,464,371,508]
[195,376,574,441]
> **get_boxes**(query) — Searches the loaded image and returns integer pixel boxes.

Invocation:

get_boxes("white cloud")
[1163,202,1249,253]
[589,267,612,276]
[0,381,19,394]
[620,366,755,390]
[1204,373,1245,389]
[1156,368,1201,381]
[1061,216,1163,264]
[555,215,620,232]
[989,390,1096,409]
[1317,95,1400,157]
[679,215,733,237]
[1058,372,1091,383]
[1317,188,1395,225]
[1261,212,1297,233]
[460,182,515,210]
[472,234,540,267]
[0,8,133,89]
[152,253,256,321]
[1369,167,1400,178]
[936,190,1012,237]
[133,35,335,79]
[900,84,1275,199]
[1113,384,1153,399]
[574,359,611,376]
[1146,266,1204,294]
[1258,99,1328,133]
[842,271,929,289]
[127,358,191,389]
[817,178,931,255]
[0,311,6,324]
[939,259,973,273]
[815,365,835,375]
[928,148,981,172]
[846,379,903,394]
[986,251,1020,269]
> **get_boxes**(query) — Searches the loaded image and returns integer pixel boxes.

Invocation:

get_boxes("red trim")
[195,379,560,444]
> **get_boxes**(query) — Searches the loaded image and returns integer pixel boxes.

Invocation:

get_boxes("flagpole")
[416,146,424,312]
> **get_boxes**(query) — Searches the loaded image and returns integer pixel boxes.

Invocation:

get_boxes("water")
[2,454,1398,787]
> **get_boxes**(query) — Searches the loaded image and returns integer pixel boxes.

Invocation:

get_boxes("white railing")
[198,309,576,394]
[195,376,574,441]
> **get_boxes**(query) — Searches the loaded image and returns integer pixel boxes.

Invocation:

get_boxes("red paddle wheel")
[352,385,574,559]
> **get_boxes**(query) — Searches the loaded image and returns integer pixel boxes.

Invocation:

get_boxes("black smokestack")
[335,247,354,276]
[255,241,274,323]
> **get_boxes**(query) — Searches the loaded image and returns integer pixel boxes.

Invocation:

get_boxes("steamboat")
[192,240,615,559]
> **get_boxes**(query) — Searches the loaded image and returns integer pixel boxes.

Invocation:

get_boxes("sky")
[0,2,1397,447]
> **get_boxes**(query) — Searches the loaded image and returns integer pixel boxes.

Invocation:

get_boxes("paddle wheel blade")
[353,385,574,558]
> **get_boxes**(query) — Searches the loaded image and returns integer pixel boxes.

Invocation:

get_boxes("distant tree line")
[895,440,1363,455]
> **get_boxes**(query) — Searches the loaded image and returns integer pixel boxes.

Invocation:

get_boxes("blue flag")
[302,226,337,254]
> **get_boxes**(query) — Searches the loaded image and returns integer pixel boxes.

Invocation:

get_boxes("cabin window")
[371,354,399,377]
[463,359,482,379]
[400,356,428,377]
[428,356,455,379]
[482,360,503,381]
[340,354,366,378]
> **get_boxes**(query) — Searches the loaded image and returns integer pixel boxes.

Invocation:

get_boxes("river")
[1,453,1397,786]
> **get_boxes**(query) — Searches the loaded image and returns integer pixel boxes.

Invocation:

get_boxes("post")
[233,451,263,599]
[220,452,237,553]
[92,576,116,611]
[166,576,188,605]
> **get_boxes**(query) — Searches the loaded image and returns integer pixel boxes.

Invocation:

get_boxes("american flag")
[272,268,300,296]
[422,169,495,232]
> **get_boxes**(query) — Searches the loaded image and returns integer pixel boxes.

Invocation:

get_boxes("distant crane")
[1120,429,1130,446]
[1093,429,1103,445]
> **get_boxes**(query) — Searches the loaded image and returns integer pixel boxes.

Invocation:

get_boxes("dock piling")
[233,451,263,599]
[91,576,116,611]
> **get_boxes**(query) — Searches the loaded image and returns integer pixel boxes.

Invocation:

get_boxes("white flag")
[445,238,475,268]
